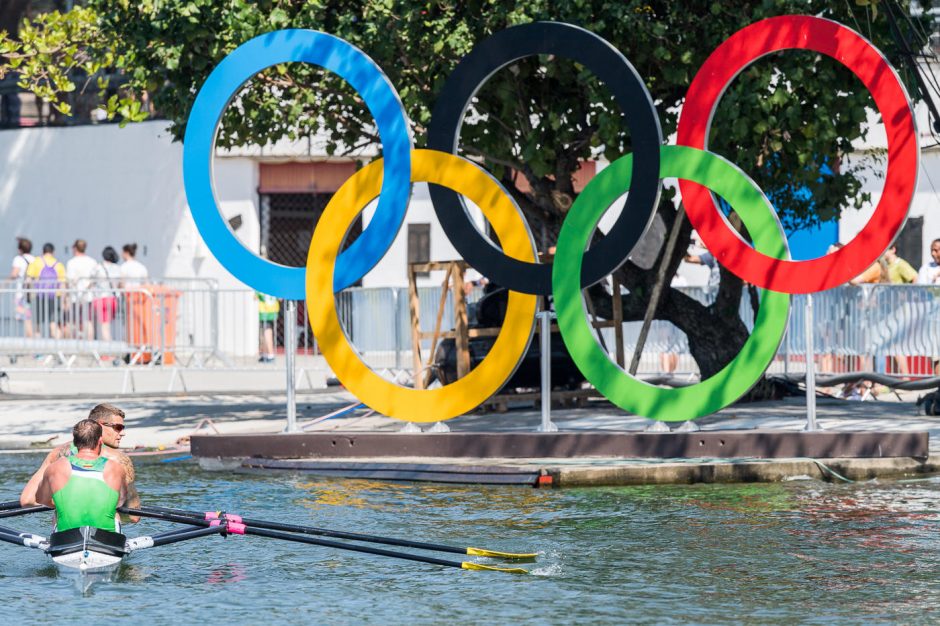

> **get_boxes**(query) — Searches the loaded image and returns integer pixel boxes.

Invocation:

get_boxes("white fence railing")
[0,281,937,380]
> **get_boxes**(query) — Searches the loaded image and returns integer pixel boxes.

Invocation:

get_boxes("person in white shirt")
[119,243,149,287]
[66,239,101,339]
[916,238,940,285]
[9,237,35,338]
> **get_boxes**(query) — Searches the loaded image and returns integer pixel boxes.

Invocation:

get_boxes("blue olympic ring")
[183,29,413,299]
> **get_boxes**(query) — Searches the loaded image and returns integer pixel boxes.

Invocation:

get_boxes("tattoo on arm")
[117,453,141,510]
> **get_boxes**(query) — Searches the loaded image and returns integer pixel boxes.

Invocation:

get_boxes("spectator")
[848,247,886,285]
[93,246,121,343]
[119,243,148,287]
[66,239,100,339]
[25,243,65,339]
[9,237,35,339]
[257,291,279,363]
[916,238,940,285]
[884,245,917,284]
[683,234,720,291]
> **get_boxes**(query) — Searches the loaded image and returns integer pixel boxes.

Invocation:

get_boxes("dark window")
[259,192,362,271]
[895,216,923,269]
[408,223,431,277]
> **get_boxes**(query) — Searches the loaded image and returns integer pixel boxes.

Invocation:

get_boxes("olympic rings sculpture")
[182,15,917,423]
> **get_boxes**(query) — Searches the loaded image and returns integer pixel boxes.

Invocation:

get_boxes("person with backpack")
[25,242,66,339]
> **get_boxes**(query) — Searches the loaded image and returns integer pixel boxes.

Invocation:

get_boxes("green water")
[2,453,940,624]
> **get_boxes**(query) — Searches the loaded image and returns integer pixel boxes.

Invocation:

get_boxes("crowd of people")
[8,237,149,341]
[685,236,940,288]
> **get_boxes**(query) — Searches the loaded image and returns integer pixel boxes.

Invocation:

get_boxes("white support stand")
[804,293,818,432]
[285,300,298,433]
[537,309,558,433]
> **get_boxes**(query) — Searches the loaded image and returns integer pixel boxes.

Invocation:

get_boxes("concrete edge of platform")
[195,454,940,487]
[547,456,940,487]
[190,430,930,460]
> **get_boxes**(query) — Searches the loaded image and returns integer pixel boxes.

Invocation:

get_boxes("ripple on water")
[4,454,940,623]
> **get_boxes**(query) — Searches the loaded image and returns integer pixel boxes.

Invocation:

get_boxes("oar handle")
[0,505,53,519]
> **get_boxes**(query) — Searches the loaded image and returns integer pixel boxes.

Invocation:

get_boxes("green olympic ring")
[552,145,791,421]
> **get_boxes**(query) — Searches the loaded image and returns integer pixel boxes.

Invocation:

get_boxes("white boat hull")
[51,549,124,572]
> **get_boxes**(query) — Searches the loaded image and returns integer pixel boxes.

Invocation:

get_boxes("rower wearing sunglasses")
[20,403,141,523]
[26,419,128,533]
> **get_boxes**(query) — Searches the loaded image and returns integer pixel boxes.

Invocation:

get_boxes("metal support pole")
[285,300,298,433]
[393,288,402,371]
[210,287,220,363]
[538,307,558,433]
[159,292,166,367]
[804,293,818,431]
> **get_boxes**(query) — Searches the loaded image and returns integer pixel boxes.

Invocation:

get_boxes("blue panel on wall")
[785,220,838,260]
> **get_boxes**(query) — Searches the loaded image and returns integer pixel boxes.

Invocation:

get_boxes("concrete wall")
[0,121,259,356]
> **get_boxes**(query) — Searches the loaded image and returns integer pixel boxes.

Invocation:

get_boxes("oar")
[127,524,233,551]
[0,500,23,511]
[125,504,536,561]
[242,526,528,574]
[118,507,528,574]
[0,505,53,519]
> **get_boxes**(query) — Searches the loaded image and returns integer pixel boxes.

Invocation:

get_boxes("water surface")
[2,453,939,624]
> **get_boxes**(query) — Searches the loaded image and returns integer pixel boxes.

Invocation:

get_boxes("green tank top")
[52,454,119,532]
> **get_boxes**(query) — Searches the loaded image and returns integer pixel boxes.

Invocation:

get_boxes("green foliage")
[0,6,147,122]
[0,0,922,232]
[0,0,925,373]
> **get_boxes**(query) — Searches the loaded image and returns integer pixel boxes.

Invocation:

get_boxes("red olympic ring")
[677,15,918,293]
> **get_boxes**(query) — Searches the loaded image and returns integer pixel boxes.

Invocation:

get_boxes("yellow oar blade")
[461,562,529,574]
[466,547,538,561]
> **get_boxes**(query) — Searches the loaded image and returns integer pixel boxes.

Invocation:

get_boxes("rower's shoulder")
[44,443,71,465]
[103,448,136,479]
[45,455,71,476]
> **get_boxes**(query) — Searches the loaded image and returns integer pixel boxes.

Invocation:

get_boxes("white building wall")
[359,182,485,288]
[0,121,259,356]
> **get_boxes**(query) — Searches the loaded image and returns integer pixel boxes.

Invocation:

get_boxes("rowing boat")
[46,526,127,572]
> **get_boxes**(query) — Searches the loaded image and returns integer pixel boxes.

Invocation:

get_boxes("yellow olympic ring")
[306,149,538,422]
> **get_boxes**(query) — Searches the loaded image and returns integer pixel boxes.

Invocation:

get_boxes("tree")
[0,0,926,381]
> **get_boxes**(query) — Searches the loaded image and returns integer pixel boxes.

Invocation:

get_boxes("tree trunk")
[586,201,751,380]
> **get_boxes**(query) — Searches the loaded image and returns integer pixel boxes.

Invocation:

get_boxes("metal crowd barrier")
[0,279,937,380]
[0,286,156,367]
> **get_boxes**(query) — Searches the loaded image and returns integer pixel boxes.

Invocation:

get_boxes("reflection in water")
[4,455,940,623]
[206,563,247,585]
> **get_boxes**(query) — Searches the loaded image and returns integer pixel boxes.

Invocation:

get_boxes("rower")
[26,419,127,532]
[20,403,140,522]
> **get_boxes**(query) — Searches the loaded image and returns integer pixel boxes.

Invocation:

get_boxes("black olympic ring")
[427,21,663,295]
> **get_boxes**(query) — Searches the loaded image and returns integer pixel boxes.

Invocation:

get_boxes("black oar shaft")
[149,524,228,548]
[118,507,209,527]
[0,505,53,519]
[0,524,45,549]
[0,500,23,511]
[246,526,464,569]
[136,504,467,556]
[0,530,29,547]
[118,507,464,569]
